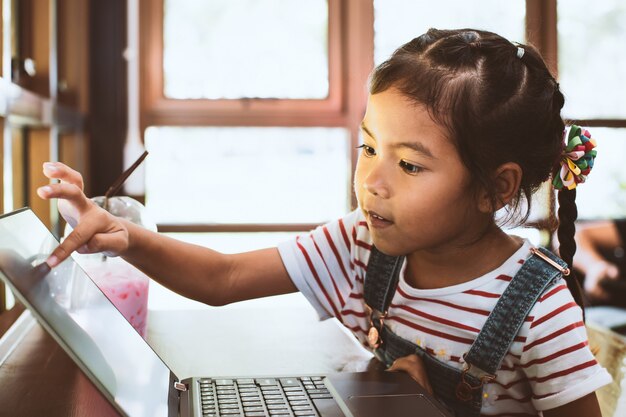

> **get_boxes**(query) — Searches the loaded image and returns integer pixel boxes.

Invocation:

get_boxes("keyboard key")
[263,394,283,400]
[309,393,333,399]
[215,379,235,386]
[220,409,242,415]
[288,400,311,406]
[237,378,255,385]
[265,399,287,405]
[305,389,329,394]
[256,378,278,386]
[294,411,316,416]
[243,406,265,412]
[219,403,241,410]
[267,404,289,410]
[218,399,239,404]
[279,378,300,386]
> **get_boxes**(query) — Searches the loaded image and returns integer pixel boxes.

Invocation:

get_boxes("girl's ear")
[477,162,523,213]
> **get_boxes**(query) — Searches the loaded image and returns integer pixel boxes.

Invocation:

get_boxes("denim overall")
[364,246,570,417]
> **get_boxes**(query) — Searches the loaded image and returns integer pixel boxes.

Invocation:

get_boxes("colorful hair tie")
[552,125,597,190]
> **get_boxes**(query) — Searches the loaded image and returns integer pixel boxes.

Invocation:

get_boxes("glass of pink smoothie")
[66,196,156,338]
[76,256,150,338]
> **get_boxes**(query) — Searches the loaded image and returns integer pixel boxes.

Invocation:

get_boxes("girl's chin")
[369,236,407,257]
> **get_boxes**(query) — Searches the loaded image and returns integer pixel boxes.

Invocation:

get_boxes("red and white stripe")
[278,209,611,415]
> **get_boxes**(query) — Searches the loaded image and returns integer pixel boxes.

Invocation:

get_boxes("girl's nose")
[362,168,390,199]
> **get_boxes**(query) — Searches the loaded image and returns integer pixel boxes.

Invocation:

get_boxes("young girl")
[38,28,610,416]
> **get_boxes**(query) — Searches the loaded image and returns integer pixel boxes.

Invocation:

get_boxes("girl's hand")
[37,162,130,267]
[387,354,433,395]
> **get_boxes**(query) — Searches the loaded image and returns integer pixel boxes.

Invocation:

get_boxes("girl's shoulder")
[323,208,373,250]
[527,275,581,323]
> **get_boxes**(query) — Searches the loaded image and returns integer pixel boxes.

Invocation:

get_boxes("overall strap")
[463,247,569,378]
[364,246,405,313]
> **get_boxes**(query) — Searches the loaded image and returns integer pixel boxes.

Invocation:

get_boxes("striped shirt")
[278,209,611,415]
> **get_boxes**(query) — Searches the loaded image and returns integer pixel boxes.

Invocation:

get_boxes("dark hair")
[369,28,584,309]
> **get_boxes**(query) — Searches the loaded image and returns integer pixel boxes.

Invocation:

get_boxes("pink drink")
[80,257,150,338]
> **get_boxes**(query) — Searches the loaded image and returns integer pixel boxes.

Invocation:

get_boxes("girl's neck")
[404,226,523,290]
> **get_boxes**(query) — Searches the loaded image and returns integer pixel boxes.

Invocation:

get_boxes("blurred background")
[0,0,625,311]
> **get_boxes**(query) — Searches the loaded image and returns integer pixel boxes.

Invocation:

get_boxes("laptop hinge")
[174,381,188,392]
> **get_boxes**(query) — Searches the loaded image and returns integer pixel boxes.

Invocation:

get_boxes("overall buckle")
[366,306,386,349]
[455,360,496,402]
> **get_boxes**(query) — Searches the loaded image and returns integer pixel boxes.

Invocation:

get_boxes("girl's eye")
[356,144,376,157]
[399,160,422,174]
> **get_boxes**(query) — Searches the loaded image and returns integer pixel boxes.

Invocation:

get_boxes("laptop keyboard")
[199,376,334,417]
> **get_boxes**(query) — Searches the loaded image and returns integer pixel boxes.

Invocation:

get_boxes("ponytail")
[552,125,597,318]
[556,188,586,316]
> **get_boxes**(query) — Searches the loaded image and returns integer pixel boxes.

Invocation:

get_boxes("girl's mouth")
[368,210,393,229]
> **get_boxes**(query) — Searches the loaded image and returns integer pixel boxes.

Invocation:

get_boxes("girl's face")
[355,88,489,257]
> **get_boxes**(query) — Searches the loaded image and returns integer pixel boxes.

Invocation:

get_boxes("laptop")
[0,208,451,417]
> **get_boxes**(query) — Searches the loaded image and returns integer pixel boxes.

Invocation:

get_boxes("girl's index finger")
[46,224,93,267]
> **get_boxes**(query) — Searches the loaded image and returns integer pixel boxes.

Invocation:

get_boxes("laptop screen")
[0,209,173,417]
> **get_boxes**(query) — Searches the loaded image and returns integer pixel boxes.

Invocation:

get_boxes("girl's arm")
[543,393,602,417]
[123,223,297,305]
[38,162,297,305]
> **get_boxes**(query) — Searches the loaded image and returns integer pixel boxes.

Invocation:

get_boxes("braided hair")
[369,28,585,310]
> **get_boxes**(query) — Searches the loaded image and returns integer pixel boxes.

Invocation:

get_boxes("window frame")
[527,0,626,131]
[139,0,373,232]
[140,0,351,128]
[527,0,626,228]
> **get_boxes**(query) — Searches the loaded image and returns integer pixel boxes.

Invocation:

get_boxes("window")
[140,0,372,235]
[140,0,350,128]
[0,0,89,313]
[163,0,329,100]
[558,0,626,219]
[145,126,351,225]
[373,0,526,65]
